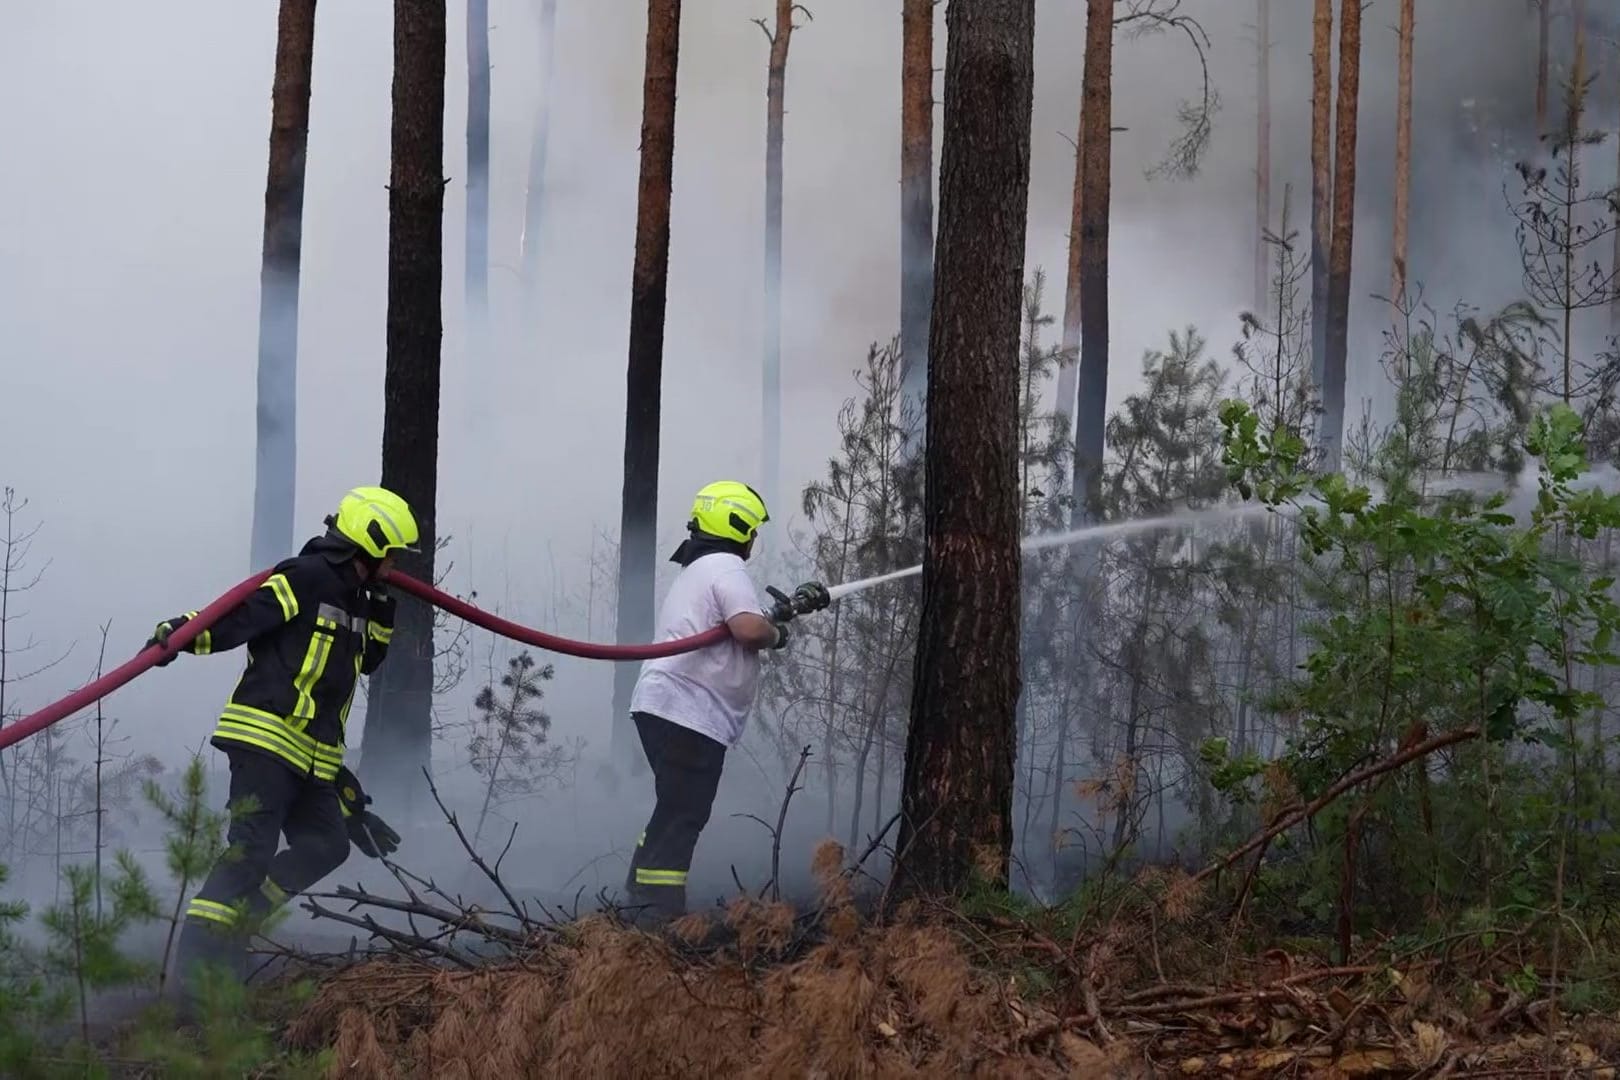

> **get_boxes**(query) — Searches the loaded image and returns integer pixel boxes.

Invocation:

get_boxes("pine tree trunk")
[250,0,318,572]
[1069,0,1112,526]
[1391,0,1413,303]
[364,0,447,811]
[1321,0,1361,472]
[1309,0,1332,394]
[465,0,491,371]
[895,0,1033,898]
[1537,0,1550,136]
[610,0,682,767]
[762,0,798,516]
[522,0,560,286]
[899,0,935,418]
[1254,0,1271,313]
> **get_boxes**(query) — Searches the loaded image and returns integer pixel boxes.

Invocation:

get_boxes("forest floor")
[274,849,1620,1078]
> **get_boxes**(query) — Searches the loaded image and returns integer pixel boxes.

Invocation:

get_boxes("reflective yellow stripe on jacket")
[211,702,345,781]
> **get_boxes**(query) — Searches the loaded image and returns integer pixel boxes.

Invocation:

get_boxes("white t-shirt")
[629,552,767,747]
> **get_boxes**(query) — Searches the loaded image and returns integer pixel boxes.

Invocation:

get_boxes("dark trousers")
[174,747,350,987]
[625,711,726,917]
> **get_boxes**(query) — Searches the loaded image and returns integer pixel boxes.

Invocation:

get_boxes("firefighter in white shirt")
[625,480,829,918]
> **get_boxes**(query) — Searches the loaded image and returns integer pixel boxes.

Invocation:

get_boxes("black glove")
[336,765,400,859]
[765,586,798,624]
[792,581,832,614]
[770,621,791,650]
[349,811,400,859]
[145,622,177,667]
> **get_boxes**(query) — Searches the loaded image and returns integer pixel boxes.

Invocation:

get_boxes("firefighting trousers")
[173,746,350,985]
[625,711,726,916]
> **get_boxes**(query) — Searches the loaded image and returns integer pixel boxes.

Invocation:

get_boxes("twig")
[421,765,529,925]
[1192,728,1480,885]
[732,744,811,902]
[321,883,531,947]
[301,897,476,968]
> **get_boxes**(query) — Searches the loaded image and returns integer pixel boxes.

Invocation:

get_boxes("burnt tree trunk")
[363,0,447,812]
[1068,0,1112,526]
[895,0,1033,897]
[761,0,802,516]
[1392,0,1412,302]
[1254,0,1271,312]
[1321,0,1361,472]
[899,0,934,419]
[250,0,318,572]
[466,0,491,371]
[610,0,682,768]
[1537,0,1550,135]
[522,0,560,288]
[1309,0,1332,394]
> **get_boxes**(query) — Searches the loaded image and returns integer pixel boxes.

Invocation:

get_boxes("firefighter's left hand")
[347,811,400,859]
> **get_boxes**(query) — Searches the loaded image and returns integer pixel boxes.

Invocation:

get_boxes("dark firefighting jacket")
[156,535,394,781]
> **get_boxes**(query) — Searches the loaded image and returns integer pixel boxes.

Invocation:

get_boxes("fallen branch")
[421,765,530,925]
[319,883,532,948]
[1193,728,1480,885]
[732,744,812,902]
[301,897,477,969]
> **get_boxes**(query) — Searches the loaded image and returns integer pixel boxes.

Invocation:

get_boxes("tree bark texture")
[1309,0,1332,395]
[762,0,798,517]
[1254,0,1271,313]
[1068,0,1112,525]
[1391,0,1413,302]
[611,0,681,767]
[251,0,317,573]
[522,0,560,287]
[465,0,491,367]
[1321,0,1361,472]
[896,0,1033,897]
[364,0,447,811]
[899,0,935,417]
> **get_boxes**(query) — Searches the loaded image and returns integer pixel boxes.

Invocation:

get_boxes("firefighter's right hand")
[770,620,791,650]
[145,622,177,667]
[348,811,400,859]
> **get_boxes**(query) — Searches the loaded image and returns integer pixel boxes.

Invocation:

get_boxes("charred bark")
[610,0,682,767]
[1068,0,1112,526]
[1309,0,1332,394]
[899,0,934,419]
[466,0,491,370]
[250,0,318,572]
[363,0,448,811]
[1392,0,1413,302]
[1321,0,1362,472]
[895,0,1033,897]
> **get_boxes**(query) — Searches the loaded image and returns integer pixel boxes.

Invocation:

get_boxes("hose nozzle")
[766,581,833,622]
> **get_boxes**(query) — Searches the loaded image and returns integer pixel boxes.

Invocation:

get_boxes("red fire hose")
[0,568,731,753]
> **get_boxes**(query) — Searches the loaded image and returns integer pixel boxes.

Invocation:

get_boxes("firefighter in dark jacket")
[147,486,414,993]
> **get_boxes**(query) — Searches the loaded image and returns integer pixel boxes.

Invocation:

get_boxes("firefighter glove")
[771,621,791,650]
[145,622,177,667]
[349,811,400,859]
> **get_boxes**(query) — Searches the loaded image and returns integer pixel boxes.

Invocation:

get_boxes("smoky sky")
[0,0,1599,762]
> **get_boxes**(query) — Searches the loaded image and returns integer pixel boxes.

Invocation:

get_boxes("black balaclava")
[669,524,750,567]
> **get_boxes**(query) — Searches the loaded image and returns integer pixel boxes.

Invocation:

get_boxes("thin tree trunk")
[1254,0,1271,312]
[522,0,560,286]
[896,0,1033,897]
[363,0,447,812]
[611,0,682,768]
[1564,1,1586,403]
[899,0,935,418]
[1537,0,1550,136]
[1321,0,1361,473]
[250,0,317,572]
[1309,0,1332,394]
[761,0,800,516]
[1391,0,1413,303]
[466,0,491,373]
[1069,0,1112,526]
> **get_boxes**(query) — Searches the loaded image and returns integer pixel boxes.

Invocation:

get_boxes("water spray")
[826,501,1282,602]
